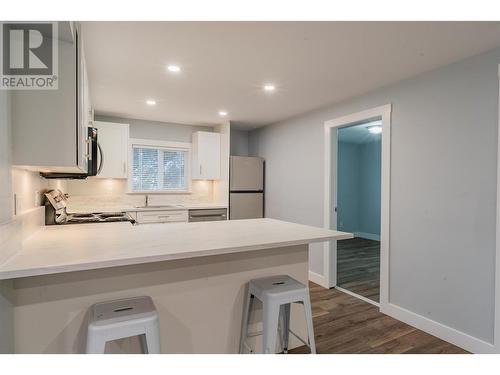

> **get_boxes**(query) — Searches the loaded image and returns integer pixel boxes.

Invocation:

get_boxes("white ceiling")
[82,22,500,129]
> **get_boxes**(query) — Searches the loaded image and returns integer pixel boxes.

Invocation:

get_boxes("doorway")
[336,121,382,303]
[323,104,391,307]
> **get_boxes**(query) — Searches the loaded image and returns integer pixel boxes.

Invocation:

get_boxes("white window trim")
[127,138,192,194]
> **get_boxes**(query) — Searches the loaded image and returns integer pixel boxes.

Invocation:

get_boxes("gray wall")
[249,48,500,343]
[230,129,250,156]
[95,115,212,142]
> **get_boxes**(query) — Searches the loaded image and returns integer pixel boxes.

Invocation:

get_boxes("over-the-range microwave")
[41,127,102,179]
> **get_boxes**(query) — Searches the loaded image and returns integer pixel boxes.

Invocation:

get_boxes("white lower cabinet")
[135,210,188,224]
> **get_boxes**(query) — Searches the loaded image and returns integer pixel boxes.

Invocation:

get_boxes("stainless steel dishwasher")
[188,208,228,222]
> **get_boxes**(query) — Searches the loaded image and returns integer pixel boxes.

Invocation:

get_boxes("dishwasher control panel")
[188,208,227,222]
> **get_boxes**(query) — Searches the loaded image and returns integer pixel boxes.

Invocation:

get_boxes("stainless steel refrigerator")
[229,156,264,220]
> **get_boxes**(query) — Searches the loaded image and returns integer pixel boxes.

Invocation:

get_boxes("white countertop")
[66,202,228,214]
[0,218,352,280]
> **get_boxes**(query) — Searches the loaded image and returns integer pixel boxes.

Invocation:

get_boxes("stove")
[44,189,135,225]
[66,212,135,224]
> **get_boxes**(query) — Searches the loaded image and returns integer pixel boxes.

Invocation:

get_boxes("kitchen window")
[129,139,191,193]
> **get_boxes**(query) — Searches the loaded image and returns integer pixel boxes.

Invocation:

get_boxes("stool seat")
[86,296,161,354]
[249,275,308,302]
[90,296,157,327]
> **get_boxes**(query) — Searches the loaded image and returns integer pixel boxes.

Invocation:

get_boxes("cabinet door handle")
[199,165,202,175]
[123,161,126,174]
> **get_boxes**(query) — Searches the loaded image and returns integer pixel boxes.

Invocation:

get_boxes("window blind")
[132,146,188,192]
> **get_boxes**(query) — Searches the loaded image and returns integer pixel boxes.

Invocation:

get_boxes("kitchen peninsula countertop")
[0,218,352,280]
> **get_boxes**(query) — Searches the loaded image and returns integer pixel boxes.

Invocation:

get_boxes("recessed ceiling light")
[146,99,156,106]
[167,65,181,73]
[218,110,228,116]
[263,84,276,92]
[367,125,382,134]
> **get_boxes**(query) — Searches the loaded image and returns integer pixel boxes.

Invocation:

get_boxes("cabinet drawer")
[136,210,188,224]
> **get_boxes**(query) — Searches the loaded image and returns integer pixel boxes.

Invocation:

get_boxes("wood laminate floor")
[337,237,380,302]
[289,282,468,354]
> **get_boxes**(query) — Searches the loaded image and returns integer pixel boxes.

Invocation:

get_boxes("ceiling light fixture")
[167,65,181,73]
[263,84,276,92]
[367,125,382,134]
[218,111,228,116]
[146,99,156,106]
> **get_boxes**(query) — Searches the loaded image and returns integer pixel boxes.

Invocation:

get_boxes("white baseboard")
[354,232,380,241]
[381,302,497,354]
[335,286,380,307]
[308,270,329,289]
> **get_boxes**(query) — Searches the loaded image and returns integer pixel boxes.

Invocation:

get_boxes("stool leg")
[144,320,161,354]
[86,333,106,354]
[262,302,280,354]
[239,291,253,353]
[302,296,316,354]
[278,305,284,352]
[139,334,149,354]
[282,303,291,353]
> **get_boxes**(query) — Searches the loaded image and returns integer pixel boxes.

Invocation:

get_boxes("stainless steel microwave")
[40,127,102,179]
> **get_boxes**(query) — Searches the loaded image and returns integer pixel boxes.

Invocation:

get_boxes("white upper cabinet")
[78,30,91,174]
[92,121,130,179]
[11,22,91,173]
[192,131,221,180]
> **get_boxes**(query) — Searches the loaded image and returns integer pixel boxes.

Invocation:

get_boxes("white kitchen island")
[0,218,351,354]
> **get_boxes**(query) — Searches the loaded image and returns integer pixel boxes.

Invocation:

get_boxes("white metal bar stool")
[239,275,316,354]
[86,296,161,354]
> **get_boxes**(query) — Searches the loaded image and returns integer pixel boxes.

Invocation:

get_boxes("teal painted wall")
[337,140,360,233]
[337,132,381,238]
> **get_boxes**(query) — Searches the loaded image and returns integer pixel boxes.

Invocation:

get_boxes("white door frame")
[323,103,392,308]
[494,64,500,353]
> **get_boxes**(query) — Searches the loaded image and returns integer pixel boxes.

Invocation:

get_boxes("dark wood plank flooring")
[289,282,468,354]
[337,238,380,302]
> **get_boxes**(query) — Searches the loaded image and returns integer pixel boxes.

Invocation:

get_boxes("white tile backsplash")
[0,206,44,264]
[11,168,55,216]
[65,179,215,210]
